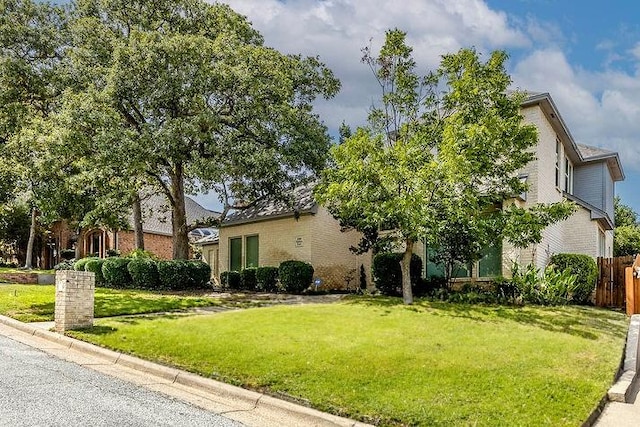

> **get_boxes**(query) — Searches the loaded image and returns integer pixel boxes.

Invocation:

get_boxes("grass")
[68,296,628,426]
[0,284,224,322]
[0,267,55,274]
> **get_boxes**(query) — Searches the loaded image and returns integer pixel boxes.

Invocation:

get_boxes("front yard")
[67,297,627,426]
[0,284,224,322]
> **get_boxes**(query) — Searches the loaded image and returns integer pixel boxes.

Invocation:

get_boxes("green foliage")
[102,257,133,288]
[550,254,597,304]
[60,249,75,260]
[241,267,257,291]
[615,196,637,228]
[127,258,159,289]
[256,266,279,292]
[53,259,75,270]
[74,257,98,271]
[84,258,105,285]
[278,260,314,294]
[0,201,31,265]
[615,225,640,257]
[221,271,242,290]
[156,260,210,291]
[372,253,422,296]
[509,264,578,306]
[126,249,159,260]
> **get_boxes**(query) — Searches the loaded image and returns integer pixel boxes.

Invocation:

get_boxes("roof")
[564,192,614,230]
[193,232,219,246]
[521,92,625,182]
[221,184,318,227]
[135,194,220,236]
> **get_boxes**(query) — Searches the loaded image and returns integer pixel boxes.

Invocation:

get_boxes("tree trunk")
[24,207,37,269]
[132,192,144,250]
[170,163,190,260]
[400,238,414,305]
[75,227,84,260]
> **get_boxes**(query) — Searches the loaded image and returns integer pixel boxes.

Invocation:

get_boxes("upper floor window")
[564,157,573,194]
[555,138,562,188]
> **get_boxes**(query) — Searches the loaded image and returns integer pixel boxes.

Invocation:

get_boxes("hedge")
[84,258,105,285]
[241,268,257,290]
[102,257,133,288]
[127,258,160,289]
[372,252,423,296]
[256,266,279,292]
[221,271,241,289]
[74,257,98,271]
[279,260,314,294]
[157,260,210,291]
[549,253,598,304]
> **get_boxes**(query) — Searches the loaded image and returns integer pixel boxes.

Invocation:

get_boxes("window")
[555,138,562,188]
[598,230,606,257]
[564,157,573,193]
[245,235,259,268]
[229,237,242,272]
[478,242,502,277]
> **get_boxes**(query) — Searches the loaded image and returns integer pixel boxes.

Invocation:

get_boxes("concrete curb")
[0,315,370,427]
[607,315,640,403]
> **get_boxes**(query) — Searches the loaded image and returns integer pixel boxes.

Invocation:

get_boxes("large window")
[478,242,502,277]
[245,235,259,268]
[425,241,502,279]
[229,237,242,272]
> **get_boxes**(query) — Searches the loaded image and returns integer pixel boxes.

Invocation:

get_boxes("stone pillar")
[54,270,95,332]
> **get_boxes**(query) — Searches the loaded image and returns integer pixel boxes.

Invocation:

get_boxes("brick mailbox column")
[54,270,95,332]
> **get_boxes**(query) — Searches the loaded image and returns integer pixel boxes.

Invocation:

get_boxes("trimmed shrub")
[127,249,159,260]
[372,252,422,296]
[60,249,75,260]
[102,257,133,288]
[187,260,211,289]
[279,260,314,294]
[256,266,279,292]
[84,258,105,285]
[74,257,97,271]
[549,253,598,304]
[127,258,159,289]
[241,268,257,290]
[221,271,242,289]
[53,259,75,270]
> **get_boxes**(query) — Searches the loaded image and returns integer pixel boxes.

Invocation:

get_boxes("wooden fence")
[595,255,634,308]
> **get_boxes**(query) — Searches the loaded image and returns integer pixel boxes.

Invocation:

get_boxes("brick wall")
[116,231,173,260]
[0,273,39,284]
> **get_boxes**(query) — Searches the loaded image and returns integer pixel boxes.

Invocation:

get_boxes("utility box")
[54,270,95,332]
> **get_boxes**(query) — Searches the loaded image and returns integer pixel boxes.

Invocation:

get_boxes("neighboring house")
[197,185,371,290]
[44,194,219,267]
[423,92,624,281]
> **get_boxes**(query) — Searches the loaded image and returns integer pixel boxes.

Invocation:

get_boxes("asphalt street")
[0,334,242,427]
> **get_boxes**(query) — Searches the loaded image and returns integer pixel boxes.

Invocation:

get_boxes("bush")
[74,257,98,271]
[279,260,314,293]
[53,259,75,270]
[102,257,133,288]
[60,249,75,260]
[126,249,159,260]
[256,266,279,292]
[157,260,211,291]
[221,271,242,289]
[549,253,598,304]
[241,267,257,290]
[127,258,159,289]
[509,263,578,306]
[372,252,422,296]
[84,258,105,285]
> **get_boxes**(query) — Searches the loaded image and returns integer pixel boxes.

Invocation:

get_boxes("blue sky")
[204,0,640,216]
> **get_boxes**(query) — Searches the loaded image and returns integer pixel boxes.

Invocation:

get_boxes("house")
[44,194,219,267]
[422,92,624,280]
[200,91,624,287]
[197,185,371,290]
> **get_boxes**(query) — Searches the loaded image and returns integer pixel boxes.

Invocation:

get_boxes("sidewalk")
[0,315,369,427]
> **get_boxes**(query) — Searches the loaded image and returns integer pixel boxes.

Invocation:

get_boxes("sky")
[192,0,640,216]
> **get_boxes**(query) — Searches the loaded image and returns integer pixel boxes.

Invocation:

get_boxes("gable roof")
[136,194,220,236]
[221,184,318,227]
[521,92,625,182]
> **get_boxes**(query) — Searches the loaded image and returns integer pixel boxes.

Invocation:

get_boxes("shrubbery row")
[221,261,313,294]
[69,255,210,290]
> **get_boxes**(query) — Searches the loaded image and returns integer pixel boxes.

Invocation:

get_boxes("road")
[0,334,241,427]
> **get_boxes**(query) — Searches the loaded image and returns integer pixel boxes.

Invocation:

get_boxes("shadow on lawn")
[345,295,627,340]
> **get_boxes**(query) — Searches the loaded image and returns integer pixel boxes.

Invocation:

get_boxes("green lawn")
[69,297,627,426]
[0,284,223,322]
[0,267,54,274]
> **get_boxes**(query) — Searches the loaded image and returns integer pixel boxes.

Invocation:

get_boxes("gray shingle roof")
[576,143,616,159]
[222,184,318,226]
[134,194,220,236]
